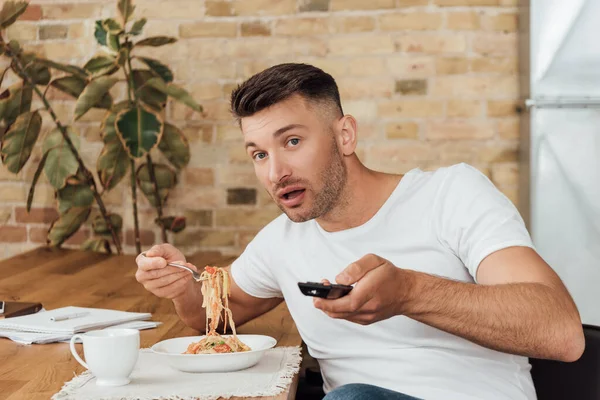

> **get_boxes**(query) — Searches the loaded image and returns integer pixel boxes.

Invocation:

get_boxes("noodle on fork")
[183,266,251,354]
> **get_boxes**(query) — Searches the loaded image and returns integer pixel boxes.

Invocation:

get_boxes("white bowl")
[150,334,277,373]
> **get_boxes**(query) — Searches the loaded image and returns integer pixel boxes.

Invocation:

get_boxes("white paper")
[0,320,162,345]
[0,306,152,334]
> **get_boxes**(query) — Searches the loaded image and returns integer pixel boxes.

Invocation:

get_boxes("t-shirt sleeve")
[435,163,535,282]
[230,226,283,299]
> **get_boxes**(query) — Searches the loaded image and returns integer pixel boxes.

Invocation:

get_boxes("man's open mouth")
[281,189,305,200]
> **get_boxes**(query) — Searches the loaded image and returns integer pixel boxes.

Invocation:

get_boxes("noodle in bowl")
[151,266,276,372]
[151,334,277,372]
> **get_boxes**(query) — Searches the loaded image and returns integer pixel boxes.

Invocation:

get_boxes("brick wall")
[0,0,520,260]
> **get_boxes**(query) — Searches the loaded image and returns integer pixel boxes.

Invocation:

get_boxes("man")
[136,63,584,400]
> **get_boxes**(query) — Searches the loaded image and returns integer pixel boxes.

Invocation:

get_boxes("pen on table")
[50,312,90,322]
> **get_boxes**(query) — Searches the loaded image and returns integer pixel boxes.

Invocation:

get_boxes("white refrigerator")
[527,0,600,326]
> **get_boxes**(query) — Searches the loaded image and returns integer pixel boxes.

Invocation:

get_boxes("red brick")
[30,227,49,243]
[0,226,27,242]
[30,226,90,245]
[21,5,42,21]
[64,228,90,246]
[125,229,155,247]
[15,207,59,224]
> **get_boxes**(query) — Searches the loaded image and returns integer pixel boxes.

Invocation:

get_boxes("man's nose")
[268,154,291,184]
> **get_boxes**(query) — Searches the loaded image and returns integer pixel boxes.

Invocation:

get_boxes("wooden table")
[0,247,302,400]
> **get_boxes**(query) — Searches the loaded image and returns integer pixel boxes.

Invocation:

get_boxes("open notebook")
[0,306,152,334]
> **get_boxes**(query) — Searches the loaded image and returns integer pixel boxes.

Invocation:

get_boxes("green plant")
[0,0,201,254]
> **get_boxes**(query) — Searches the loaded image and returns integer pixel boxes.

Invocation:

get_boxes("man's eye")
[253,152,266,160]
[288,138,300,146]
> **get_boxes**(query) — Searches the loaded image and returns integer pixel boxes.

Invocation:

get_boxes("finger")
[323,310,355,319]
[138,265,188,283]
[336,253,386,285]
[153,277,191,299]
[313,290,371,314]
[144,245,164,258]
[137,254,167,272]
[137,246,169,271]
[321,279,331,285]
[323,310,375,325]
[144,244,186,263]
[145,270,191,291]
[185,262,199,272]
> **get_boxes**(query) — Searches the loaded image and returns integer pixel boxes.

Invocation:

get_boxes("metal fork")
[140,252,207,282]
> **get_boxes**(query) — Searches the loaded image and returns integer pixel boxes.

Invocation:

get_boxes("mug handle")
[70,334,89,370]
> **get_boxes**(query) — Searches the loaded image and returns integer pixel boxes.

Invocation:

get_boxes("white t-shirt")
[231,163,537,400]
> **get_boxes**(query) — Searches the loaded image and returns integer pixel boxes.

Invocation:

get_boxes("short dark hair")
[230,63,344,122]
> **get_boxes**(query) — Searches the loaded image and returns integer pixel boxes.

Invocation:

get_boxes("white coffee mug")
[70,328,140,386]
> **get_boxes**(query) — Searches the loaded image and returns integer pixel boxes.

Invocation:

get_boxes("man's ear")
[336,115,358,156]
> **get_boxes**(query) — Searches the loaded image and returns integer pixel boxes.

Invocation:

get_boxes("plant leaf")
[94,19,121,52]
[27,149,49,212]
[108,33,120,52]
[100,101,130,143]
[132,69,155,89]
[0,67,9,88]
[83,56,119,78]
[65,168,88,186]
[16,52,51,85]
[165,85,202,111]
[82,238,112,253]
[158,123,190,169]
[34,58,88,79]
[7,40,21,56]
[97,139,129,190]
[57,182,94,214]
[24,61,51,85]
[50,76,85,98]
[47,207,91,247]
[144,78,202,112]
[0,111,42,173]
[138,57,173,83]
[92,213,123,234]
[135,36,177,47]
[136,86,167,112]
[94,20,108,46]
[118,0,135,24]
[129,18,147,35]
[0,84,10,122]
[51,76,112,110]
[1,83,33,126]
[115,105,163,159]
[75,76,118,120]
[155,216,186,233]
[42,127,80,189]
[136,163,176,207]
[0,1,28,28]
[103,18,122,34]
[132,69,166,111]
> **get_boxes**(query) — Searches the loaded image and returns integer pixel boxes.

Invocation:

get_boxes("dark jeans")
[322,383,422,400]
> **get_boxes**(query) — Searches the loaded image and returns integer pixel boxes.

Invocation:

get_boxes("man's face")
[242,95,347,223]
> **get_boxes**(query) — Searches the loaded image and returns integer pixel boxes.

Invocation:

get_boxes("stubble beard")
[275,141,348,223]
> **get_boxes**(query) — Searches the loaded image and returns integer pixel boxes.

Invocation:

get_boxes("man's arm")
[173,265,283,332]
[313,249,585,362]
[135,244,282,333]
[404,246,584,362]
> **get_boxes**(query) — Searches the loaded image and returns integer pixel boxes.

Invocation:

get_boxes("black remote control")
[298,282,353,299]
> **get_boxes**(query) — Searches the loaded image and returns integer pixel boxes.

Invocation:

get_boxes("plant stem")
[145,153,167,242]
[124,38,168,243]
[123,44,134,102]
[130,159,141,254]
[6,48,123,254]
[122,37,142,251]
